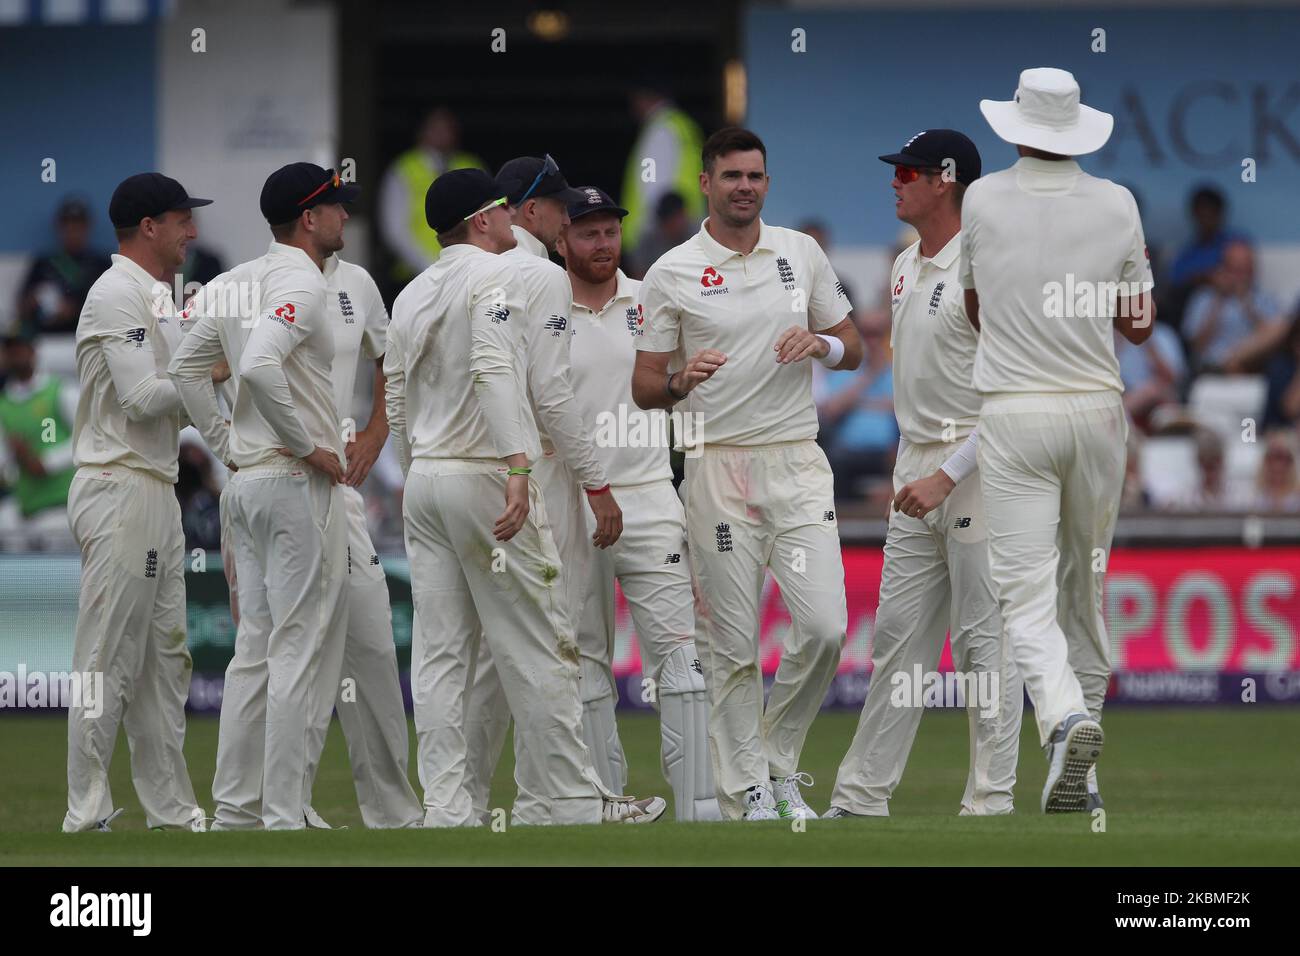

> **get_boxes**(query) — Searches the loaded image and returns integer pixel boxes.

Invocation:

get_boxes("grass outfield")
[1,707,1297,866]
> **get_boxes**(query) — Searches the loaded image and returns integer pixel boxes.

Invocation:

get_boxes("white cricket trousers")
[64,465,200,832]
[302,486,421,828]
[211,461,348,830]
[462,452,589,824]
[404,458,605,827]
[830,440,1023,816]
[684,440,847,820]
[577,478,719,819]
[978,391,1126,747]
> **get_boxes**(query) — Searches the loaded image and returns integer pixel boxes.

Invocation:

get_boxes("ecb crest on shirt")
[776,256,796,290]
[338,290,355,323]
[625,304,644,336]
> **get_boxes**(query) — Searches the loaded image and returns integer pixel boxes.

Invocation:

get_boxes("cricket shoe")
[742,784,780,821]
[771,772,818,820]
[304,806,348,830]
[602,795,667,824]
[94,808,125,832]
[823,806,866,819]
[1086,790,1104,812]
[1041,714,1104,813]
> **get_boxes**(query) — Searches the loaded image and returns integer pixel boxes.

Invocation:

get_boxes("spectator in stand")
[16,197,112,336]
[0,333,78,544]
[1115,319,1186,432]
[1166,185,1245,330]
[175,440,223,551]
[1165,428,1231,511]
[1251,430,1300,512]
[627,192,692,278]
[816,305,897,497]
[1262,306,1300,429]
[1182,240,1283,374]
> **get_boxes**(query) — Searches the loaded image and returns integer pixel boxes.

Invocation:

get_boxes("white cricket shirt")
[568,269,672,487]
[889,233,980,444]
[322,255,387,424]
[959,157,1154,395]
[384,243,538,467]
[636,219,852,446]
[167,242,340,469]
[503,225,607,488]
[73,253,186,482]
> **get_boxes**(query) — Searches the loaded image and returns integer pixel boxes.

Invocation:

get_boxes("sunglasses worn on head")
[517,154,559,205]
[464,195,508,221]
[894,164,940,185]
[299,172,342,207]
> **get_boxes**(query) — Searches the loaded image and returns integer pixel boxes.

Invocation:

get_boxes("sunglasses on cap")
[517,154,559,205]
[298,171,342,207]
[893,164,941,185]
[463,195,508,221]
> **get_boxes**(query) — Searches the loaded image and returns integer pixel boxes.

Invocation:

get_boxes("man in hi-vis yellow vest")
[379,107,485,281]
[621,87,705,260]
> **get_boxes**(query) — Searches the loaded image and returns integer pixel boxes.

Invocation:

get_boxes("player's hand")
[211,360,232,384]
[344,425,386,487]
[586,490,623,549]
[774,326,827,365]
[678,349,727,393]
[8,438,46,478]
[494,473,530,541]
[893,470,955,520]
[302,446,344,484]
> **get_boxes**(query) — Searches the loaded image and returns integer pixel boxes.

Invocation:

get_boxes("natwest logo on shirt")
[268,302,297,329]
[893,275,905,297]
[699,266,729,297]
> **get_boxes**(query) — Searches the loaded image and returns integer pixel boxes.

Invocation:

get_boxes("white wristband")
[816,334,845,368]
[939,429,980,484]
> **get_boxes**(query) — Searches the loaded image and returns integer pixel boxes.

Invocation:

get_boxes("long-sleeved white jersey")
[384,243,538,473]
[167,241,340,469]
[504,225,607,489]
[73,253,187,483]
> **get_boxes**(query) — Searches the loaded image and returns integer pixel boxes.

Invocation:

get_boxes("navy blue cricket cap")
[494,155,586,207]
[878,129,982,186]
[426,168,504,234]
[109,173,212,229]
[566,186,628,222]
[260,162,360,227]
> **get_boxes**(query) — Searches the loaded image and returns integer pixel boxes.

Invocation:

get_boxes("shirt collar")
[436,243,482,263]
[110,253,164,293]
[1012,156,1083,177]
[919,231,962,270]
[695,218,776,267]
[322,253,339,279]
[511,225,550,259]
[574,269,637,315]
[267,241,321,272]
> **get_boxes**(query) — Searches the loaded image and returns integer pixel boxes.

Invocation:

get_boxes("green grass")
[1,708,1297,865]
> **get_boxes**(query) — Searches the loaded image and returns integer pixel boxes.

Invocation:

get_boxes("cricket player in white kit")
[461,156,624,826]
[556,185,720,821]
[64,173,212,833]
[200,251,422,830]
[387,168,662,826]
[168,163,355,830]
[632,128,864,821]
[961,69,1154,812]
[827,131,1023,819]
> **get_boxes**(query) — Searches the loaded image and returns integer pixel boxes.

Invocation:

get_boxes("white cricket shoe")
[743,784,780,821]
[94,808,125,832]
[304,806,347,830]
[602,795,667,824]
[1042,713,1104,813]
[771,772,818,820]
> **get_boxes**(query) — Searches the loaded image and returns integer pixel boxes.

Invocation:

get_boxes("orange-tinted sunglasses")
[298,172,341,207]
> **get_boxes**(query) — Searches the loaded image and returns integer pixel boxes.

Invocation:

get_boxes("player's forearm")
[939,428,980,484]
[117,374,183,421]
[632,363,677,410]
[240,362,315,458]
[471,345,529,460]
[174,375,232,464]
[533,383,607,487]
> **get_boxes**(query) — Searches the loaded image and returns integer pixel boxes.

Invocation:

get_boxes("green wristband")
[507,467,532,476]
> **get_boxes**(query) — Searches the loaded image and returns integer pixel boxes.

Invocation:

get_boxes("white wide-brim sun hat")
[980,67,1114,156]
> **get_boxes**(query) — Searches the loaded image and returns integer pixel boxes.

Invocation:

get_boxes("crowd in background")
[2,106,1298,551]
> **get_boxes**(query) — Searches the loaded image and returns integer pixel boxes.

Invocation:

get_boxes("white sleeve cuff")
[939,429,979,484]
